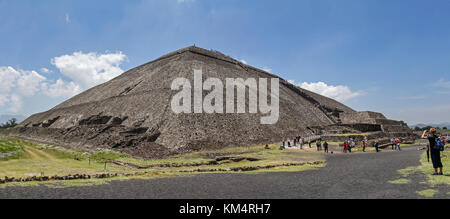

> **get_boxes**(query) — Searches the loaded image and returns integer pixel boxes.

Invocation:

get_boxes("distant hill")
[410,122,450,129]
[0,115,26,124]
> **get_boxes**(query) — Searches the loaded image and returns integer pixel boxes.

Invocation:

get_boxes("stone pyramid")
[17,46,363,158]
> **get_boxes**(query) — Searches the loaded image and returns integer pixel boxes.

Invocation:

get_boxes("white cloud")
[290,80,362,102]
[42,79,82,98]
[262,67,272,73]
[16,70,46,97]
[0,67,46,112]
[0,51,128,113]
[433,78,450,89]
[0,95,7,107]
[51,51,127,89]
[40,68,51,73]
[0,66,80,112]
[65,13,71,24]
[240,59,247,64]
[9,95,22,113]
[0,66,20,96]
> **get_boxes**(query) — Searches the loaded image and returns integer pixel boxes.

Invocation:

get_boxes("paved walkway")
[0,145,448,199]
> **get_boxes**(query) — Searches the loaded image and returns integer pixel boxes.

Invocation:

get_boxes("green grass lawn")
[0,137,326,187]
[420,150,450,186]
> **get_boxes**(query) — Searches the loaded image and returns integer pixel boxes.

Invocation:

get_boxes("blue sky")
[1,0,450,125]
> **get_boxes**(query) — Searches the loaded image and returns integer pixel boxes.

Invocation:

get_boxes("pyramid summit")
[11,46,412,159]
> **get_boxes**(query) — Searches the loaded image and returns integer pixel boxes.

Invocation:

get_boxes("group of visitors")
[315,140,329,153]
[422,128,445,176]
[277,128,445,176]
[390,138,402,151]
[281,136,307,150]
[281,136,333,154]
[342,138,356,153]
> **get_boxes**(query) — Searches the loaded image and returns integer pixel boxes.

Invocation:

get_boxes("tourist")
[395,138,401,151]
[422,128,444,175]
[348,141,352,153]
[343,141,348,153]
[293,137,297,146]
[350,139,356,151]
[323,141,329,153]
[309,141,312,148]
[300,137,304,149]
[362,140,366,152]
[375,141,380,152]
[265,144,270,150]
[390,138,395,150]
[316,140,322,151]
[288,140,291,148]
[282,141,285,147]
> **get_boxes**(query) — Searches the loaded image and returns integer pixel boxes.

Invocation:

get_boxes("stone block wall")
[340,111,387,125]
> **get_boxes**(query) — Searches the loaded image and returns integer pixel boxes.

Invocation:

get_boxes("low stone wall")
[382,125,412,133]
[340,111,386,124]
[0,171,156,185]
[322,132,385,143]
[376,119,403,126]
[341,124,382,133]
[179,161,325,173]
[322,132,415,145]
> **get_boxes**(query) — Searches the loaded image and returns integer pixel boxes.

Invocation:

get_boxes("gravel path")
[1,146,448,199]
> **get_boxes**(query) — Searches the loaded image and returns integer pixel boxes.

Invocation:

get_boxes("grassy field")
[420,150,450,186]
[0,138,25,160]
[0,137,326,187]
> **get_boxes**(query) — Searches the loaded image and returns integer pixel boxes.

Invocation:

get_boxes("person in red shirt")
[343,141,348,153]
[395,138,401,151]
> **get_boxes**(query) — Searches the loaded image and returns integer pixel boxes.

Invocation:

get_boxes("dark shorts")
[430,149,443,169]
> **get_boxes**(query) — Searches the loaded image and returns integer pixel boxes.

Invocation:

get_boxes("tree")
[414,126,421,131]
[443,127,448,130]
[0,118,18,129]
[422,126,433,131]
[399,121,408,127]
